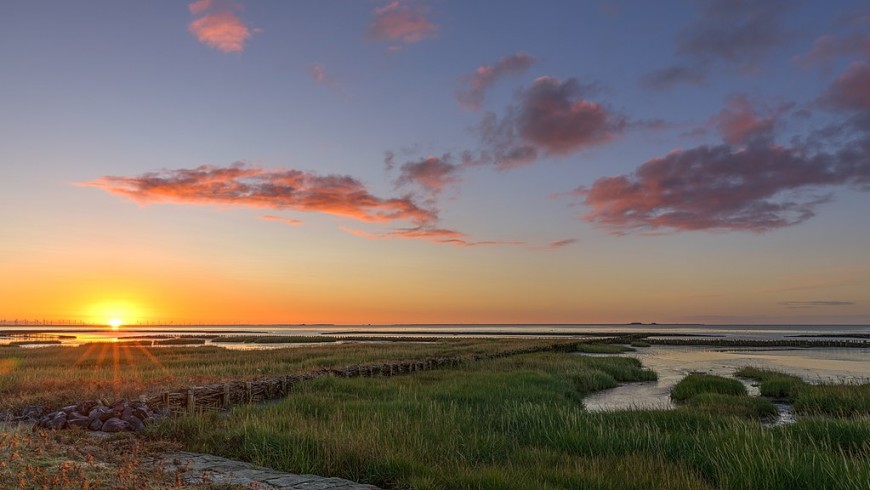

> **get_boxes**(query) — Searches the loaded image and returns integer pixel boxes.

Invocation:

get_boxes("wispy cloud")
[369,1,437,48]
[456,52,537,110]
[547,238,577,249]
[188,1,254,53]
[343,226,523,247]
[80,163,436,226]
[641,0,793,89]
[308,63,344,93]
[780,301,854,309]
[259,215,303,226]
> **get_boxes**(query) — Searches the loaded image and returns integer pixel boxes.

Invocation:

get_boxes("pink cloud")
[188,0,214,15]
[188,1,253,53]
[369,1,437,45]
[548,238,577,249]
[712,94,791,145]
[394,155,462,195]
[308,63,342,92]
[456,52,536,110]
[795,31,870,71]
[80,163,436,226]
[477,76,625,169]
[343,226,523,247]
[259,215,303,226]
[822,62,870,111]
[577,140,870,234]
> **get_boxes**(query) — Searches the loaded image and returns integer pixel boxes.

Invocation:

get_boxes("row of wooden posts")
[143,344,570,416]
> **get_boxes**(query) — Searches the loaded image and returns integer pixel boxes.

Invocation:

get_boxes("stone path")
[155,452,381,489]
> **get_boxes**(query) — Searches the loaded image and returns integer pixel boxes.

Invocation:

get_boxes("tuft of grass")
[681,393,778,419]
[671,373,747,402]
[630,340,651,348]
[737,366,870,416]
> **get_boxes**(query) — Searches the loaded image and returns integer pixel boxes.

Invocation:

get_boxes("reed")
[146,353,870,489]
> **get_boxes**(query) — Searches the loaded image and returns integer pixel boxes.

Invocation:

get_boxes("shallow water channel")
[581,345,870,417]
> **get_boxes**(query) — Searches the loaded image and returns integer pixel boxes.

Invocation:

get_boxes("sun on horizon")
[108,318,123,330]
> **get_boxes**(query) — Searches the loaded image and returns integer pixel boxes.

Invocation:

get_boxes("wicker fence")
[141,344,571,416]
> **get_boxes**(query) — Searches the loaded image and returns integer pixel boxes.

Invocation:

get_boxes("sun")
[108,318,123,330]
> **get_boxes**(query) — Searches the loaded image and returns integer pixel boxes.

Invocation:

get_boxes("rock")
[88,417,104,431]
[101,417,130,432]
[60,405,78,414]
[89,406,112,423]
[48,412,68,430]
[22,405,43,420]
[124,414,145,431]
[67,413,90,429]
[76,400,99,416]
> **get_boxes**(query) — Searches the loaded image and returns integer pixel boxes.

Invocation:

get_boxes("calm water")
[582,345,870,412]
[1,323,868,347]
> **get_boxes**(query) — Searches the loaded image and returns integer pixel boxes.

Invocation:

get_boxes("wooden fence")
[142,344,571,416]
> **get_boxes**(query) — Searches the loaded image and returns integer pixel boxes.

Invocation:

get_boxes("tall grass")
[671,373,747,401]
[147,353,870,489]
[737,367,870,416]
[0,338,572,412]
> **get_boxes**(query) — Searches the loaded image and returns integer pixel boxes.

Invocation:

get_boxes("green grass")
[737,367,870,416]
[0,338,572,412]
[671,373,747,402]
[575,343,635,354]
[629,340,651,348]
[146,353,870,489]
[681,393,778,419]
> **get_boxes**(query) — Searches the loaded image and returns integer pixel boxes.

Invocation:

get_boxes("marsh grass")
[682,393,777,419]
[671,373,747,402]
[737,367,870,416]
[629,340,651,347]
[0,338,572,412]
[575,343,635,354]
[147,353,870,489]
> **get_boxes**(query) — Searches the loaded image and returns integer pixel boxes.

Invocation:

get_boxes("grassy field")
[0,338,572,412]
[146,353,870,490]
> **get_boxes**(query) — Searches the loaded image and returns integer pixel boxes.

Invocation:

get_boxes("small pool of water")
[581,345,869,413]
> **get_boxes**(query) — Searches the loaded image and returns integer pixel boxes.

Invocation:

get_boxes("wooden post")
[162,392,169,408]
[246,381,253,403]
[222,384,230,408]
[187,390,195,415]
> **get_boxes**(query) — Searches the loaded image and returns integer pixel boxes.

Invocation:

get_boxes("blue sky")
[1,1,869,324]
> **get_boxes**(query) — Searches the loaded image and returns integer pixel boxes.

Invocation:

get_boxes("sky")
[1,0,869,326]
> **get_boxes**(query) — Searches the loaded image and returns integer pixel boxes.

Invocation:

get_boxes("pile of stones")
[27,400,163,432]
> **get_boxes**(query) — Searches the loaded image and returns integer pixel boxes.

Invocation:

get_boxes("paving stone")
[154,451,380,489]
